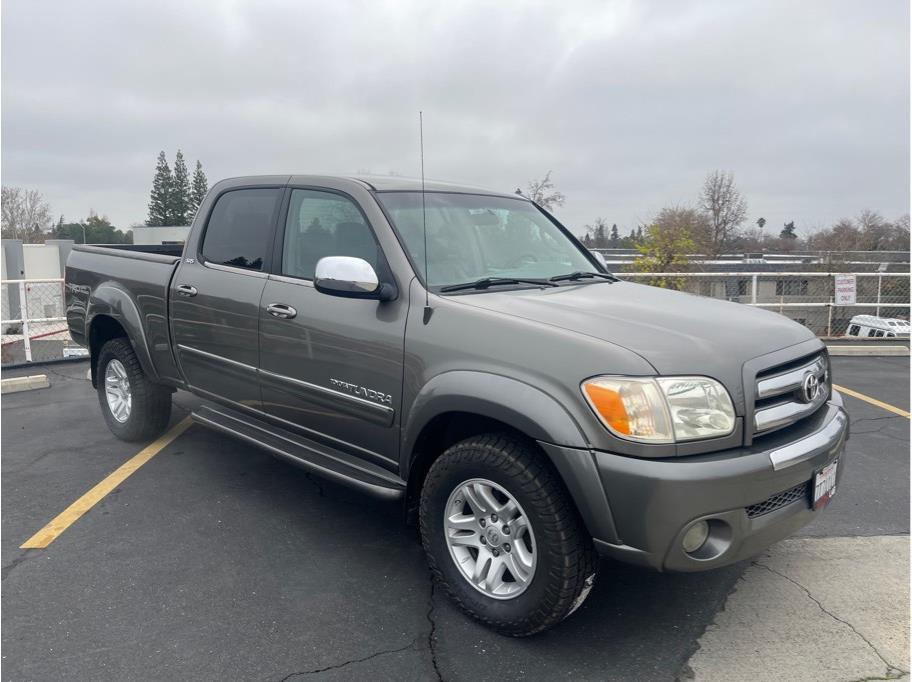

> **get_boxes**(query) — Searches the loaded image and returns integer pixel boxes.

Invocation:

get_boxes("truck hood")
[452,280,817,383]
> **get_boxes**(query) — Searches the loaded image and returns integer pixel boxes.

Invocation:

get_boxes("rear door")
[257,185,407,470]
[170,184,284,408]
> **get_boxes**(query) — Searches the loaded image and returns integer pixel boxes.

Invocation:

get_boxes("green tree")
[147,151,172,226]
[609,223,619,245]
[190,160,208,216]
[51,212,131,244]
[583,217,609,247]
[756,216,766,230]
[780,221,798,239]
[633,222,696,290]
[169,149,191,225]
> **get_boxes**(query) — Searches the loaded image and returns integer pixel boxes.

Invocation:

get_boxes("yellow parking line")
[833,384,910,419]
[20,417,193,549]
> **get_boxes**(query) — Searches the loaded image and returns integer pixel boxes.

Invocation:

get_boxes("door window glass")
[282,189,379,279]
[201,188,281,270]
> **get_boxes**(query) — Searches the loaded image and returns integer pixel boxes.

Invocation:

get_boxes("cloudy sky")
[2,0,909,236]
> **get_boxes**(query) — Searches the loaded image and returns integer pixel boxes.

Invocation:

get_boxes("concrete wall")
[23,244,63,279]
[133,226,190,245]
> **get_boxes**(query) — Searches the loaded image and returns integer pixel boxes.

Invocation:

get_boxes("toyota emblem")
[802,373,820,403]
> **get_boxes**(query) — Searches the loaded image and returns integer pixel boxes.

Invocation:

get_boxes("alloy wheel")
[443,478,537,599]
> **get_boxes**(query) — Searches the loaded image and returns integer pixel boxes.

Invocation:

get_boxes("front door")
[170,186,283,408]
[258,187,407,470]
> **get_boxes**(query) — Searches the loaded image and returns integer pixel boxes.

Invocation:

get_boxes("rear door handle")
[266,303,297,319]
[176,284,198,297]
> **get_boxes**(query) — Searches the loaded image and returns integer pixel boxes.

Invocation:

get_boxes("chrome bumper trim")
[768,409,848,471]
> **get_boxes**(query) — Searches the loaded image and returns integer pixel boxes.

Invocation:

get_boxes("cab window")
[201,188,282,270]
[281,189,380,280]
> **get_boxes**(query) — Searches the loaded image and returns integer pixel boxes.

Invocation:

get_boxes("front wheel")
[96,338,172,442]
[419,433,598,636]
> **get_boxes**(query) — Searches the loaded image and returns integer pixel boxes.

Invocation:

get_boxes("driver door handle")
[266,303,297,319]
[176,284,198,297]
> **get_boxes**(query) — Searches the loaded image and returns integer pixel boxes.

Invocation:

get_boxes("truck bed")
[65,245,183,384]
[73,243,184,263]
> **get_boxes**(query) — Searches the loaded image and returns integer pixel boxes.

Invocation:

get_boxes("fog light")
[682,520,710,554]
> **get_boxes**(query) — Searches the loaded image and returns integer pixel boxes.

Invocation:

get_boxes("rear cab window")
[201,188,282,271]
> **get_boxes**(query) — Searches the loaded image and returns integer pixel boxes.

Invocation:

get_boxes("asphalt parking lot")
[2,356,909,681]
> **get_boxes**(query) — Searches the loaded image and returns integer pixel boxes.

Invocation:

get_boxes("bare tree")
[699,171,747,256]
[1,186,53,243]
[516,171,566,212]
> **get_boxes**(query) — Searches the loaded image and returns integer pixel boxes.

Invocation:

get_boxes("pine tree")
[610,223,619,244]
[190,160,208,216]
[147,151,172,226]
[169,150,191,225]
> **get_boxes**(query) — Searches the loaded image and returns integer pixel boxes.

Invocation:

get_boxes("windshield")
[375,192,597,289]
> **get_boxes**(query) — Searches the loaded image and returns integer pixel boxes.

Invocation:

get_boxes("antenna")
[420,111,432,324]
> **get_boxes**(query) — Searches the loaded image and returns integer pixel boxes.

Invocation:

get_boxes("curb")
[1,374,51,394]
[826,344,909,357]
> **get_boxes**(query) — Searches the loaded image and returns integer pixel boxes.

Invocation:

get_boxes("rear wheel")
[96,338,172,442]
[419,433,598,636]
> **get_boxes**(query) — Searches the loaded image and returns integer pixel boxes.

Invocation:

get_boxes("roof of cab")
[286,174,522,199]
[213,174,526,200]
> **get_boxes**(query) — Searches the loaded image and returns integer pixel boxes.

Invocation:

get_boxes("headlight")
[582,376,735,443]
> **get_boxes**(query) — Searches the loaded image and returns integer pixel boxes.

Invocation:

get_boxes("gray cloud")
[2,0,908,235]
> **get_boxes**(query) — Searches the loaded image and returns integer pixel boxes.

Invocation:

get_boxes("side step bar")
[192,404,406,501]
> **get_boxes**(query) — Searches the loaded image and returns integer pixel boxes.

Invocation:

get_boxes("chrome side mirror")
[592,251,608,269]
[314,256,394,300]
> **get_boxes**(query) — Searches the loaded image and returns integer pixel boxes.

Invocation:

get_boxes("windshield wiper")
[439,277,559,293]
[549,271,620,283]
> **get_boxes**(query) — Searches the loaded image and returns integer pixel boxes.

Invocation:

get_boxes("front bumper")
[542,393,848,572]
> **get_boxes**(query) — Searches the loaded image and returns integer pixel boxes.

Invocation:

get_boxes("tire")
[419,433,598,636]
[96,337,172,442]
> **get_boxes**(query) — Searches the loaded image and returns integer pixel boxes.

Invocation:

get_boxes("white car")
[845,315,910,339]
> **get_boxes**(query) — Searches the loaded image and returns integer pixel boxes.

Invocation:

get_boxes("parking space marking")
[833,384,910,419]
[20,417,193,549]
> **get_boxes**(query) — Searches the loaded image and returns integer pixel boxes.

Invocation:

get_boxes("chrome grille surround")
[753,352,830,435]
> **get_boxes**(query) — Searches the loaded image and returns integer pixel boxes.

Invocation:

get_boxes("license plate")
[813,459,839,510]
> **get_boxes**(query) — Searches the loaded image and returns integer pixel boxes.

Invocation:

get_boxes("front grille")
[753,351,830,436]
[746,481,809,518]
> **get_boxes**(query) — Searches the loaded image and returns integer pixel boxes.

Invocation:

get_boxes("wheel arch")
[401,371,595,527]
[86,283,158,387]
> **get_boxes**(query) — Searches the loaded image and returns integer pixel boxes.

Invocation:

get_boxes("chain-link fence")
[1,278,86,366]
[1,271,908,367]
[616,272,910,337]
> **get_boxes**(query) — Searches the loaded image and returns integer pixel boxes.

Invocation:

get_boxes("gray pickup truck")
[66,175,848,636]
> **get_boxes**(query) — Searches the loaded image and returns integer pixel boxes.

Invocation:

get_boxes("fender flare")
[401,370,620,542]
[401,370,590,473]
[86,282,158,383]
